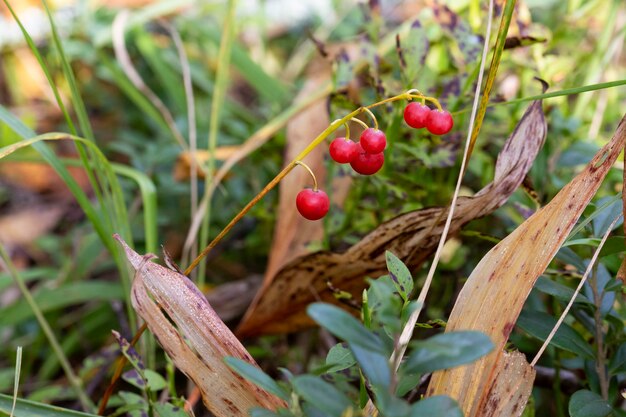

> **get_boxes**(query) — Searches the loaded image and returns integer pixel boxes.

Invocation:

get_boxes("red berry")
[329,137,358,163]
[403,102,430,129]
[426,109,454,135]
[296,188,330,220]
[359,128,387,154]
[350,143,384,175]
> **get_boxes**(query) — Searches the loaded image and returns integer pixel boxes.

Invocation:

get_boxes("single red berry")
[403,102,430,129]
[350,143,384,175]
[296,188,330,220]
[329,137,358,163]
[426,109,454,135]
[359,128,387,154]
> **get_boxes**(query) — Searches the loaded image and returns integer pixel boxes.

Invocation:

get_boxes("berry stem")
[350,117,370,130]
[362,107,378,130]
[344,120,350,140]
[407,94,443,111]
[295,161,318,191]
[184,91,421,274]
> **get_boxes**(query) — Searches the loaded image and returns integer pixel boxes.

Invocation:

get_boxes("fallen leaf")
[116,235,286,417]
[478,351,535,417]
[0,205,64,247]
[236,90,548,338]
[0,160,90,196]
[173,147,241,181]
[426,115,626,416]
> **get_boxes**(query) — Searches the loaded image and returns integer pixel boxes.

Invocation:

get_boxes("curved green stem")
[295,161,318,191]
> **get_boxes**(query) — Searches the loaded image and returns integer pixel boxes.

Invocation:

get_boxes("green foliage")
[0,0,625,416]
[230,254,493,416]
[568,390,613,417]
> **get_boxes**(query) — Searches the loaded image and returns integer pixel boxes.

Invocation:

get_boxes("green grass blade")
[0,281,124,326]
[110,163,158,254]
[98,53,174,134]
[0,107,112,248]
[0,394,99,417]
[0,0,78,137]
[0,126,135,326]
[0,246,94,412]
[41,0,94,141]
[465,0,516,164]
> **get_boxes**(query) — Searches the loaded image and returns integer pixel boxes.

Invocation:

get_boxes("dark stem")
[590,264,609,400]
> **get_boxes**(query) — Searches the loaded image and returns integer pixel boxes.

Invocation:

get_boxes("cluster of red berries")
[296,123,388,221]
[403,102,453,135]
[329,127,387,175]
[295,99,453,221]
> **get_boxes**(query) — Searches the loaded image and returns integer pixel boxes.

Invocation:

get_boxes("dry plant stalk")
[115,235,286,417]
[427,115,626,417]
[237,92,548,337]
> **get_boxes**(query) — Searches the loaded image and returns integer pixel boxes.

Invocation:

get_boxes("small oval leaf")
[568,390,612,417]
[406,331,494,374]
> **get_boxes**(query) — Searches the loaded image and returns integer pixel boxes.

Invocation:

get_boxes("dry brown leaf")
[236,91,548,338]
[0,205,64,247]
[427,115,626,417]
[173,147,241,181]
[0,160,90,196]
[115,236,286,417]
[479,351,535,417]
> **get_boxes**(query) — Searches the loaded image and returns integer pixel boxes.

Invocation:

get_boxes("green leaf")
[402,20,429,86]
[153,403,190,417]
[307,303,385,353]
[386,251,414,300]
[249,409,281,417]
[332,51,354,90]
[395,371,421,397]
[122,369,146,390]
[0,394,100,417]
[409,396,463,417]
[568,390,613,417]
[405,331,494,374]
[325,344,356,373]
[0,281,124,325]
[292,375,352,417]
[609,343,626,375]
[517,309,595,359]
[351,344,391,390]
[144,369,168,391]
[534,277,592,304]
[225,357,290,401]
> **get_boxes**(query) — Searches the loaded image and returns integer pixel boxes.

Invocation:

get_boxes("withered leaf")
[116,236,286,417]
[237,89,548,338]
[427,115,626,417]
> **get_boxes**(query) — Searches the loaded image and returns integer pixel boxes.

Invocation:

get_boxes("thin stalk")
[198,0,237,284]
[531,214,621,367]
[465,0,517,165]
[390,0,495,374]
[10,347,21,417]
[162,21,199,264]
[590,264,610,400]
[0,244,94,412]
